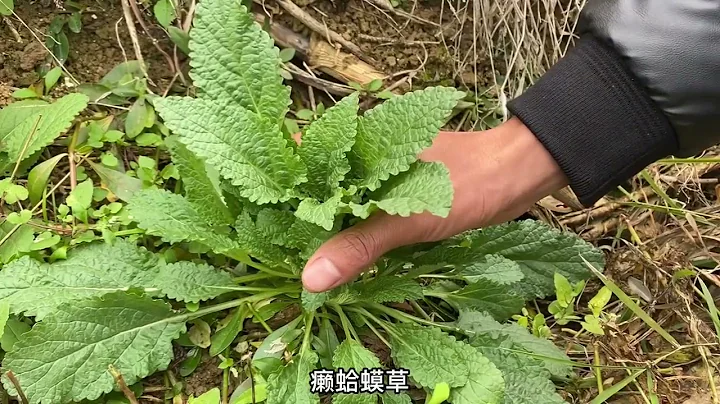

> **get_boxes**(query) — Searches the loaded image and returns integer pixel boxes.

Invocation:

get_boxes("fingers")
[301,214,424,292]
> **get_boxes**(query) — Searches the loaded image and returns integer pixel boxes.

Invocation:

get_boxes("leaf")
[351,277,423,304]
[389,323,470,388]
[127,188,239,253]
[11,88,39,99]
[168,26,190,54]
[381,393,412,404]
[154,0,175,29]
[589,286,612,317]
[469,333,566,404]
[256,208,296,245]
[168,136,233,225]
[0,240,159,319]
[415,220,604,299]
[457,310,571,378]
[2,292,187,404]
[351,162,452,219]
[448,343,505,404]
[0,0,13,16]
[189,388,221,404]
[0,94,88,171]
[298,93,359,199]
[1,316,31,352]
[286,219,335,260]
[295,194,342,231]
[0,222,34,264]
[189,319,212,348]
[430,280,524,322]
[458,254,525,285]
[27,153,66,205]
[210,306,248,356]
[314,316,340,369]
[66,178,93,222]
[266,351,320,404]
[301,290,328,311]
[155,261,238,303]
[125,98,154,138]
[44,66,63,92]
[0,301,9,340]
[189,0,289,121]
[67,12,82,33]
[348,87,464,190]
[235,211,297,270]
[156,97,306,204]
[332,339,382,404]
[87,160,143,202]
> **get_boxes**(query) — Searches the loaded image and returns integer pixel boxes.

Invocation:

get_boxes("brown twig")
[4,371,29,404]
[274,0,374,65]
[126,0,185,86]
[120,0,149,81]
[363,0,440,27]
[109,365,139,404]
[2,16,22,42]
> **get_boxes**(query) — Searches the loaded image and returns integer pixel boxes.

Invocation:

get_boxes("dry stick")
[120,0,150,81]
[4,371,29,404]
[273,0,373,65]
[2,16,22,42]
[10,115,42,181]
[125,0,184,86]
[68,123,80,191]
[364,0,439,27]
[109,365,140,404]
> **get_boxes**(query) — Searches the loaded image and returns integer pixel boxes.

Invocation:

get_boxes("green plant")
[0,1,606,403]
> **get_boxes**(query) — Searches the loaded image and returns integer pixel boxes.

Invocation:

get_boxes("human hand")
[301,117,569,292]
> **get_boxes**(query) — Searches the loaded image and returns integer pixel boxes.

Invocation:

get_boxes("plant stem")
[183,290,289,322]
[366,303,464,333]
[247,302,274,333]
[109,365,139,404]
[221,349,230,404]
[301,311,316,355]
[332,304,356,341]
[233,273,275,284]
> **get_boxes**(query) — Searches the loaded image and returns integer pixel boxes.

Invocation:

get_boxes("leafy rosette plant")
[0,1,604,403]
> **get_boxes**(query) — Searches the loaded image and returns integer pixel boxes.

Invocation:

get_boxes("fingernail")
[303,257,342,292]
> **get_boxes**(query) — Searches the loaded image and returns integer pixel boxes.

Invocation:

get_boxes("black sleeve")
[507,0,720,206]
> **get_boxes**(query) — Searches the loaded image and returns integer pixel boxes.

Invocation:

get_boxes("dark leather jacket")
[508,0,720,206]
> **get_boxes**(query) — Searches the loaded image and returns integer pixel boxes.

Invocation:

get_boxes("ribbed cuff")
[508,36,678,206]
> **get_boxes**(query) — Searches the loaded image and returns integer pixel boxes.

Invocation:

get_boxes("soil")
[0,0,176,106]
[272,0,497,89]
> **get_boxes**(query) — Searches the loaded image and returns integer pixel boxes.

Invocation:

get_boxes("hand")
[301,117,569,292]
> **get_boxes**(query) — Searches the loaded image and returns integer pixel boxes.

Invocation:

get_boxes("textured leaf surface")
[301,290,328,311]
[390,323,469,388]
[267,351,320,404]
[286,219,336,260]
[458,254,524,285]
[333,340,381,404]
[352,277,423,303]
[156,97,305,204]
[431,280,524,321]
[236,212,297,271]
[0,240,157,319]
[298,93,358,199]
[155,261,237,302]
[295,194,342,231]
[470,334,566,404]
[0,94,88,170]
[449,343,505,404]
[188,0,289,120]
[2,292,186,404]
[348,87,464,190]
[256,208,296,245]
[168,137,233,225]
[457,310,571,378]
[352,162,452,219]
[415,220,603,298]
[127,189,238,252]
[381,394,412,404]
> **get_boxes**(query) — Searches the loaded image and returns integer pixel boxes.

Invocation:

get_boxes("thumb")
[301,214,420,292]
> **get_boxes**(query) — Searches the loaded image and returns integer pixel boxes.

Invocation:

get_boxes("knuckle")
[340,231,379,263]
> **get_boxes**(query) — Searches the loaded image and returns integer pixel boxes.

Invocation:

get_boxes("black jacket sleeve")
[507,0,720,206]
